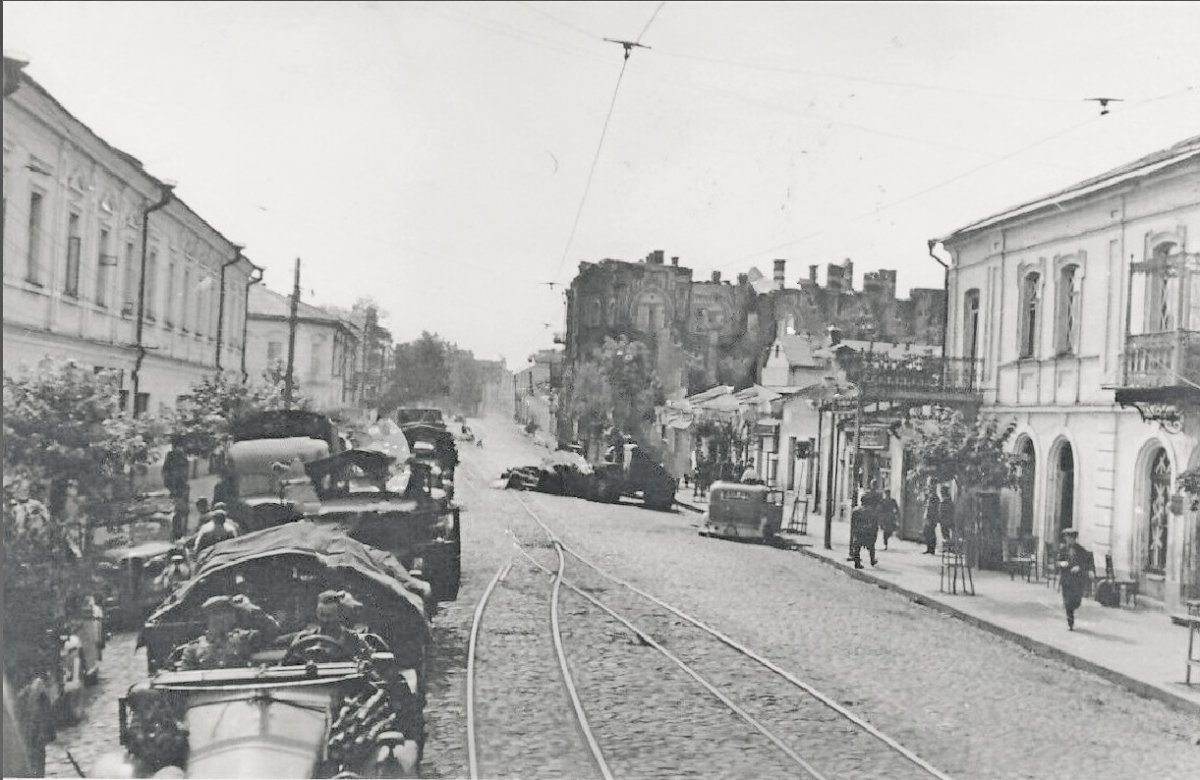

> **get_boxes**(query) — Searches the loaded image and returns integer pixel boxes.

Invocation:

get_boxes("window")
[180,266,190,331]
[267,341,282,363]
[310,338,323,378]
[588,299,602,327]
[1147,448,1171,574]
[95,228,113,307]
[963,289,980,361]
[26,191,44,284]
[1055,265,1081,355]
[134,392,150,416]
[145,250,159,319]
[121,241,136,315]
[1018,272,1040,358]
[64,213,82,297]
[166,259,177,327]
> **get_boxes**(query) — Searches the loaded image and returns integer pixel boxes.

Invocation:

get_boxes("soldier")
[286,590,376,661]
[849,494,879,569]
[1057,528,1091,630]
[176,594,279,670]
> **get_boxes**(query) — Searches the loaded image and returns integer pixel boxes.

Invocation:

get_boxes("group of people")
[848,482,901,569]
[921,484,957,555]
[175,589,377,670]
[688,455,760,498]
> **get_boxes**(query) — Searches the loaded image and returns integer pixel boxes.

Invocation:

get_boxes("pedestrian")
[879,491,900,550]
[740,459,761,484]
[938,485,955,545]
[162,437,190,500]
[922,483,940,555]
[176,594,279,670]
[213,470,236,506]
[849,494,879,569]
[1057,527,1092,630]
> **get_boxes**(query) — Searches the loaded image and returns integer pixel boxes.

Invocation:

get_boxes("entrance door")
[1054,443,1075,537]
[1018,438,1036,536]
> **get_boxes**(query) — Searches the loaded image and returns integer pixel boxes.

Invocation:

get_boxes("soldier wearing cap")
[176,594,279,670]
[286,590,375,661]
[1056,527,1092,630]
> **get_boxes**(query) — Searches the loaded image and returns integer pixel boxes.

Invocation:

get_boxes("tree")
[4,358,166,524]
[171,369,309,458]
[902,408,1024,494]
[561,337,659,448]
[3,359,167,655]
[561,361,614,441]
[447,347,484,415]
[385,331,451,409]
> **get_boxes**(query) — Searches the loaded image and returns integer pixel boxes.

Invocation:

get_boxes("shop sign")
[851,426,890,450]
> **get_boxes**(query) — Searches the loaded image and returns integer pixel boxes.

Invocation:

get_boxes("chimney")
[773,259,786,290]
[809,265,818,284]
[827,325,842,346]
[671,256,679,266]
[712,271,722,283]
[737,273,749,286]
[843,258,854,290]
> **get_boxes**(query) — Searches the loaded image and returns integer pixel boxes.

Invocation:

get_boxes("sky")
[5,1,1199,367]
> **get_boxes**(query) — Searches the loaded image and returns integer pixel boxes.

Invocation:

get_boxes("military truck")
[591,440,677,511]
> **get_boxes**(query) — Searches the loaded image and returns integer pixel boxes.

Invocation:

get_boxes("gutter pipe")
[214,246,244,371]
[131,183,175,417]
[240,267,265,382]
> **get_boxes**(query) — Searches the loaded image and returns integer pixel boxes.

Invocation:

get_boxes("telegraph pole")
[284,257,300,408]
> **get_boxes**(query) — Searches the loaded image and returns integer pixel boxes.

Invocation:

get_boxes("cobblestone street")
[47,417,1200,779]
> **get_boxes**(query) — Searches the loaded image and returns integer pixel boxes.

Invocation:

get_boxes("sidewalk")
[675,490,1200,715]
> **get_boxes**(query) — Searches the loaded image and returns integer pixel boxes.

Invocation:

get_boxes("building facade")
[245,285,362,414]
[938,134,1200,612]
[3,58,259,413]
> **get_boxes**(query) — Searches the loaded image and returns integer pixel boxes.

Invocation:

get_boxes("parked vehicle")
[699,481,784,541]
[94,494,191,629]
[592,441,677,511]
[107,522,432,778]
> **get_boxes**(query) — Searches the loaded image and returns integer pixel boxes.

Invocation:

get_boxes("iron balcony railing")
[1121,330,1200,389]
[840,352,984,398]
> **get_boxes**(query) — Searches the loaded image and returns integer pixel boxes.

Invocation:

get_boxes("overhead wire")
[715,83,1199,269]
[552,2,667,282]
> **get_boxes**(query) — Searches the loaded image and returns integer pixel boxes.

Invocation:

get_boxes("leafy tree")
[447,347,484,415]
[385,331,451,409]
[171,369,309,457]
[561,337,659,446]
[4,358,166,522]
[902,408,1024,494]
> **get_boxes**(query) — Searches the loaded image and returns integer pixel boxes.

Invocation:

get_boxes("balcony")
[839,352,984,405]
[1114,331,1200,426]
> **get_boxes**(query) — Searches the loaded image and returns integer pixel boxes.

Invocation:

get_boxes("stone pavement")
[675,488,1200,715]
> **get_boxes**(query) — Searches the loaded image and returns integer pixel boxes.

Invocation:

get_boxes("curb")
[674,498,705,514]
[790,544,1200,717]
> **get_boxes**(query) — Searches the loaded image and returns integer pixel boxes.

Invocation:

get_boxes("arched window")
[1055,264,1081,355]
[1019,272,1040,359]
[588,299,602,327]
[634,291,666,333]
[1146,448,1171,574]
[1016,437,1036,536]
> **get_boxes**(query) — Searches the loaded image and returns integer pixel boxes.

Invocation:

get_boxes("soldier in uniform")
[176,594,279,670]
[285,590,377,662]
[1057,527,1091,630]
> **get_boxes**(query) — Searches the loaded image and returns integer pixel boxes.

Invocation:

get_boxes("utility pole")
[284,257,300,408]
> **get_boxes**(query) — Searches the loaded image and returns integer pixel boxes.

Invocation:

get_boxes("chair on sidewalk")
[940,538,974,595]
[1004,536,1038,582]
[1043,541,1060,591]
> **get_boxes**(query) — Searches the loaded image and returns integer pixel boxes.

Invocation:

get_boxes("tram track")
[504,478,953,780]
[457,440,951,779]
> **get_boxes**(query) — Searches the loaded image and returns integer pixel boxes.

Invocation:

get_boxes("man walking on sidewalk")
[1057,527,1091,630]
[922,482,941,554]
[850,494,879,569]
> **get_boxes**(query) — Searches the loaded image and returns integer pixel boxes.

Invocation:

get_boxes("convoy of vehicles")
[699,481,784,542]
[104,522,432,778]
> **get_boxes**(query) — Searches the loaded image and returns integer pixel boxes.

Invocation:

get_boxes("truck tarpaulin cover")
[143,521,429,639]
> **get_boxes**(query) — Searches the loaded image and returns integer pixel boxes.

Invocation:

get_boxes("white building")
[244,285,362,414]
[937,134,1200,613]
[3,58,259,413]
